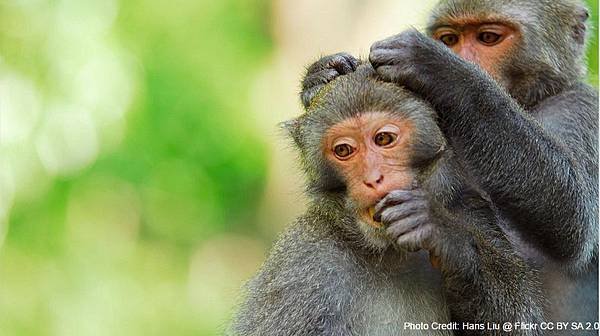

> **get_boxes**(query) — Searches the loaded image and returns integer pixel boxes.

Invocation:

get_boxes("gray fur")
[367,0,598,332]
[294,0,597,333]
[229,66,544,335]
[427,0,590,108]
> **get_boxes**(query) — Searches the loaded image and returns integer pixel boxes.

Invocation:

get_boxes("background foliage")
[0,0,597,335]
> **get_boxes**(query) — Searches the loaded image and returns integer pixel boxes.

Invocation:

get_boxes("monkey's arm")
[299,53,359,108]
[369,30,598,270]
[375,161,544,335]
[433,194,544,336]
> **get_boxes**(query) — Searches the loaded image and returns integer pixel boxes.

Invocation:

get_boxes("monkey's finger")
[373,190,413,218]
[331,53,359,73]
[345,54,360,70]
[369,48,407,68]
[393,218,431,250]
[308,52,358,77]
[409,188,426,197]
[377,200,427,224]
[330,60,354,76]
[373,64,415,84]
[307,53,349,72]
[386,214,428,240]
[302,69,342,90]
[300,67,346,108]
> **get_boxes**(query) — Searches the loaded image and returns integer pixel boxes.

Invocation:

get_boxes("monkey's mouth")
[362,206,383,229]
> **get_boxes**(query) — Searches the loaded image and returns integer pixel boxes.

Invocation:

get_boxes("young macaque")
[230,64,542,336]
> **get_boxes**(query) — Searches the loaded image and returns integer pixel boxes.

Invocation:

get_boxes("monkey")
[299,0,598,328]
[229,64,543,336]
[369,0,599,327]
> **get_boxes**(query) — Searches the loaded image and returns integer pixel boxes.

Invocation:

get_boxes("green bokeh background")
[0,1,597,335]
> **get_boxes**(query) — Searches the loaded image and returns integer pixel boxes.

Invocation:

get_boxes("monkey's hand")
[301,53,360,109]
[373,188,433,252]
[369,29,450,94]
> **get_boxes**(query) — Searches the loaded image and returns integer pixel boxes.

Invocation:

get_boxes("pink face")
[323,112,416,227]
[432,18,519,80]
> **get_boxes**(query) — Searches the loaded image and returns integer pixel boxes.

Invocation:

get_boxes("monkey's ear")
[577,6,590,22]
[280,117,303,148]
[573,6,589,45]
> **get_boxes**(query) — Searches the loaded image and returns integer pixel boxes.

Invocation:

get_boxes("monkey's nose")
[364,174,384,189]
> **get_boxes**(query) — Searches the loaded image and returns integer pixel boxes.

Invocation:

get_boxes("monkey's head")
[427,0,590,107]
[285,65,445,249]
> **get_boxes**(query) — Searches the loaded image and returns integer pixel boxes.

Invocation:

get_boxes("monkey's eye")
[374,132,397,147]
[478,32,502,45]
[333,143,355,159]
[439,33,459,46]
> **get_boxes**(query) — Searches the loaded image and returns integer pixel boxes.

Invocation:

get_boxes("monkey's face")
[431,18,519,82]
[323,111,416,230]
[427,0,590,106]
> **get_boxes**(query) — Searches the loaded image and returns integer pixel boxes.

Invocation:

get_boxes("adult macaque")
[301,0,598,327]
[230,65,542,336]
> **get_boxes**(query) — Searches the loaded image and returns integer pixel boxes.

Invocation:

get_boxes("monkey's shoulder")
[266,214,371,278]
[533,82,598,120]
[232,214,449,336]
[232,217,376,335]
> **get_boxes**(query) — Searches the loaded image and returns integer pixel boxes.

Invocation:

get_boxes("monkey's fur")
[229,65,543,336]
[301,0,597,329]
[428,0,591,108]
[370,0,598,327]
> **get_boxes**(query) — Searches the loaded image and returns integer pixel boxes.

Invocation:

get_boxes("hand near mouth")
[373,187,433,252]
